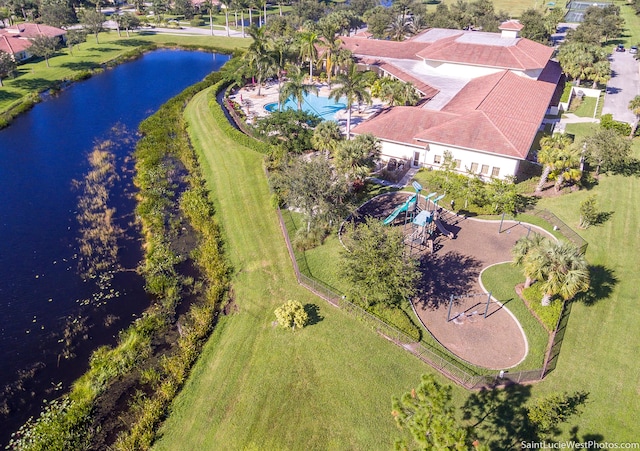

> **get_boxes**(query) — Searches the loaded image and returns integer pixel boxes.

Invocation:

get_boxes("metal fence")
[275,207,558,390]
[531,209,588,254]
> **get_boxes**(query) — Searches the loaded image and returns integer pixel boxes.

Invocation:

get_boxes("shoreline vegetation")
[0,32,248,129]
[7,68,231,449]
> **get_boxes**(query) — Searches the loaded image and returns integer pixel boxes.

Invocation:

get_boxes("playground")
[347,190,553,369]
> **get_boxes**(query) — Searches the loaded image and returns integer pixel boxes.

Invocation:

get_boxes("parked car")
[630,46,638,54]
[616,44,625,52]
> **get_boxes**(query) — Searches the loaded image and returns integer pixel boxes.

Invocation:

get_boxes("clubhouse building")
[343,21,563,180]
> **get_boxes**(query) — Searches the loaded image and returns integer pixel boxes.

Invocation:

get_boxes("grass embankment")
[0,32,248,127]
[153,87,454,450]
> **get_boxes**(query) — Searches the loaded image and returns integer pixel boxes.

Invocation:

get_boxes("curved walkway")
[356,192,554,369]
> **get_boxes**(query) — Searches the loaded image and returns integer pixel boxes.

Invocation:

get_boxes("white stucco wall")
[379,140,521,180]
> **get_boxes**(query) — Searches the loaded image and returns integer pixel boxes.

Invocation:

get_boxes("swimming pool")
[264,93,346,121]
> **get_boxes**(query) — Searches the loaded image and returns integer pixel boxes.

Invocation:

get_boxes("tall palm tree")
[320,24,342,85]
[299,31,320,79]
[539,241,590,306]
[279,68,319,111]
[535,134,573,193]
[628,95,640,136]
[329,62,372,139]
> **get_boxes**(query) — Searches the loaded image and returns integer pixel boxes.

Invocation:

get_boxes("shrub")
[522,284,563,331]
[292,225,326,251]
[600,114,631,136]
[190,15,205,26]
[274,300,309,330]
[369,303,422,341]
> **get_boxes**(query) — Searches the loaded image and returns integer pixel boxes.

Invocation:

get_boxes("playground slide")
[434,219,455,239]
[383,195,416,225]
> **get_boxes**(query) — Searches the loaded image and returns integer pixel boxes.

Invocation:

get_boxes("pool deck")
[229,80,385,130]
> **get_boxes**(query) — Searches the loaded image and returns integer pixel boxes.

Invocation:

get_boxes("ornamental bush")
[274,300,309,331]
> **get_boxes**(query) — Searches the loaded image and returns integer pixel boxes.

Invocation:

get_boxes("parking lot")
[602,49,640,124]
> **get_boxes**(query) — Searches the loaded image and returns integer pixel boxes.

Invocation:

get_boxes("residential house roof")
[0,23,66,58]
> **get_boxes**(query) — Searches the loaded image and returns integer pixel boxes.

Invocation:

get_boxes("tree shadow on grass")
[462,383,537,448]
[304,303,323,326]
[0,90,21,102]
[463,384,594,448]
[9,77,51,91]
[575,265,617,306]
[86,46,120,53]
[60,61,102,71]
[612,157,640,177]
[116,38,152,47]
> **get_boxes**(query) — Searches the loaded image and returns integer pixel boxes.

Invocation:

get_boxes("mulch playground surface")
[350,192,551,370]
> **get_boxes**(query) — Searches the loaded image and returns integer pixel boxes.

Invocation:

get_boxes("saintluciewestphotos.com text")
[522,441,640,449]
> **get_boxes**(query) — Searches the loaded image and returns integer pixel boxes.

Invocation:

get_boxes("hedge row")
[207,85,272,154]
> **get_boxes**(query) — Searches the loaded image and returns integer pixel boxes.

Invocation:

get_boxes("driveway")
[602,50,640,124]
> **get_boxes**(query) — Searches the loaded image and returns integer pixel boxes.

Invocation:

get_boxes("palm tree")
[320,24,342,85]
[334,133,381,184]
[329,62,372,139]
[535,134,573,193]
[279,68,319,111]
[512,234,549,288]
[552,145,581,192]
[299,31,320,80]
[386,15,411,41]
[312,120,342,156]
[539,241,590,306]
[220,0,233,37]
[628,95,640,136]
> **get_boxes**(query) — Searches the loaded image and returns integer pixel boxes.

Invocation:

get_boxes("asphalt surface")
[602,49,640,124]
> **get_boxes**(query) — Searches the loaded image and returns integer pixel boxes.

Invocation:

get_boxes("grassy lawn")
[0,32,248,117]
[528,141,640,440]
[481,263,550,369]
[425,0,549,17]
[571,96,597,118]
[152,87,459,450]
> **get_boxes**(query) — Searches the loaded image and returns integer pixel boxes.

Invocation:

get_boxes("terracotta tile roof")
[0,23,66,57]
[416,37,552,70]
[352,107,458,145]
[414,111,526,158]
[499,20,524,31]
[440,71,505,114]
[341,35,425,60]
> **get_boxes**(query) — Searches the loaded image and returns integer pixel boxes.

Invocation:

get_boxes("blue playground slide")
[434,219,455,239]
[383,194,417,225]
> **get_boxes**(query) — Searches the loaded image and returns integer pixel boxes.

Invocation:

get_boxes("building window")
[470,162,479,173]
[491,167,500,177]
[454,159,461,169]
[433,155,441,164]
[480,164,489,175]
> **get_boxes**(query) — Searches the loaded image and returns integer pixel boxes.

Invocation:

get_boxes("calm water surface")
[0,49,229,443]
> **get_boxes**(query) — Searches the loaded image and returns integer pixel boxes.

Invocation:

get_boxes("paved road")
[602,50,640,124]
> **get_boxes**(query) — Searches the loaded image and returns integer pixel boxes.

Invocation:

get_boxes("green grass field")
[153,85,640,447]
[0,31,248,116]
[152,88,458,450]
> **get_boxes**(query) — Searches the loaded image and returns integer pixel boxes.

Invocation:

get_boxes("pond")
[0,48,229,445]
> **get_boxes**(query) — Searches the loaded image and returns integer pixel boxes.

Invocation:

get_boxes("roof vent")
[499,20,523,39]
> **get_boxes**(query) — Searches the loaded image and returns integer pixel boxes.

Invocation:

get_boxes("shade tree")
[79,9,105,44]
[581,127,631,175]
[340,217,419,307]
[391,374,471,450]
[29,34,59,67]
[333,133,380,187]
[0,50,16,86]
